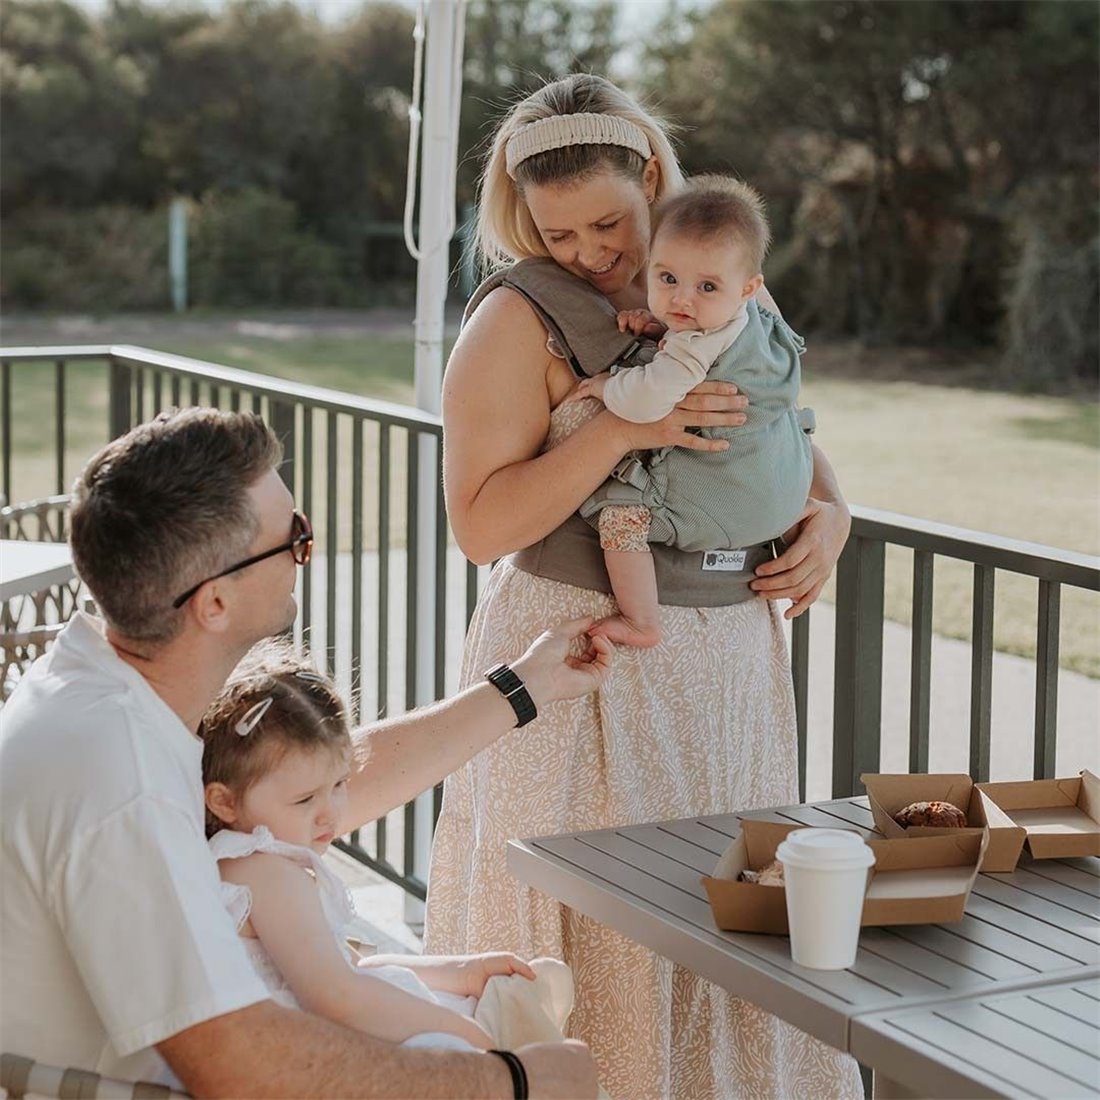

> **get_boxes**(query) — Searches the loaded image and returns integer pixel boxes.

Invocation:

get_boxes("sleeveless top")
[464,259,800,606]
[209,826,359,1009]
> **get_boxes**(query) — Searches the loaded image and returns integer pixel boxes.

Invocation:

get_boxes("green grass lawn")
[4,325,1098,675]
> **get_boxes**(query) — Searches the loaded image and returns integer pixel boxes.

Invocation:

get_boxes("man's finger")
[550,616,597,638]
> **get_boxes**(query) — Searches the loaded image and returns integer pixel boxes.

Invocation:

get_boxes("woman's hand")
[513,617,615,709]
[751,496,852,619]
[612,380,749,453]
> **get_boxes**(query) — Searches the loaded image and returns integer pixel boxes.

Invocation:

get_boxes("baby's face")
[231,744,351,854]
[647,230,758,333]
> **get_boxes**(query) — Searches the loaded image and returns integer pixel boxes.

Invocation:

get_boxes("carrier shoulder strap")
[464,257,639,379]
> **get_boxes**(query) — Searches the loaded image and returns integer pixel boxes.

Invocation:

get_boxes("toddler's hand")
[567,371,612,404]
[616,308,663,338]
[457,952,536,997]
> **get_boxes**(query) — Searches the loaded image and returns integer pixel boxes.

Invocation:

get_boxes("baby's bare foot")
[588,614,661,649]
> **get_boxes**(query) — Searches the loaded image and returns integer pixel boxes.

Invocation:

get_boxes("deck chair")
[0,1053,189,1099]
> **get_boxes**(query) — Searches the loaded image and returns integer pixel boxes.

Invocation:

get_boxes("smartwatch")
[484,663,537,728]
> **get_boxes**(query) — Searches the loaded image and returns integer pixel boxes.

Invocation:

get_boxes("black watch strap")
[488,1049,529,1100]
[484,663,538,728]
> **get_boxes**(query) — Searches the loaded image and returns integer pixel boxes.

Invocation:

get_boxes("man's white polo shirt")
[1,613,269,1083]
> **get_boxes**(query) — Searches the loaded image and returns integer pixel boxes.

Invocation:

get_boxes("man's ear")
[742,274,764,301]
[190,581,232,635]
[205,782,239,827]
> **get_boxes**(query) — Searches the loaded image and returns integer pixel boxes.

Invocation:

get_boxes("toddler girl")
[201,641,576,1052]
[568,175,814,647]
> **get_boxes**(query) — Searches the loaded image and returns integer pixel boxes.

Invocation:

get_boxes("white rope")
[403,0,466,262]
[402,0,427,261]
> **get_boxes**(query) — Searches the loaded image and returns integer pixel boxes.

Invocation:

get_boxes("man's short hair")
[70,408,283,644]
[654,175,771,274]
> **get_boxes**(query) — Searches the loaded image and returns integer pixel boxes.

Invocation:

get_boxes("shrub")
[1,204,168,310]
[188,187,344,307]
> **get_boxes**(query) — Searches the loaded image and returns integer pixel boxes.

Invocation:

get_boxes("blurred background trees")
[1,0,1096,388]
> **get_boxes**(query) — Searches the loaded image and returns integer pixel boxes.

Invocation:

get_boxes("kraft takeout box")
[701,819,987,934]
[860,772,1025,872]
[977,770,1100,859]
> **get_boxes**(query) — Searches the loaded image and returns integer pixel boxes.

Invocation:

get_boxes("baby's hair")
[653,175,771,274]
[201,638,351,837]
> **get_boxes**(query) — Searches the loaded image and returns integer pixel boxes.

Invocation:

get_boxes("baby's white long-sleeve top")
[602,305,750,424]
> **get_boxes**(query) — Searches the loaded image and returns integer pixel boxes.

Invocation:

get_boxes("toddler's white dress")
[210,826,573,1052]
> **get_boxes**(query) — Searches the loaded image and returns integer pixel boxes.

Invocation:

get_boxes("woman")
[425,74,860,1099]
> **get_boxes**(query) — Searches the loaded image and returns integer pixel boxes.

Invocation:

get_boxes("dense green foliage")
[2,0,1096,386]
[639,0,1099,386]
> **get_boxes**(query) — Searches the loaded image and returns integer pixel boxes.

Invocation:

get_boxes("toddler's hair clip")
[235,697,273,736]
[294,669,326,684]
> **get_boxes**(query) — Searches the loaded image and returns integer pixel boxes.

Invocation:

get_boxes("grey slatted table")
[507,796,1100,1062]
[851,975,1100,1099]
[0,541,73,601]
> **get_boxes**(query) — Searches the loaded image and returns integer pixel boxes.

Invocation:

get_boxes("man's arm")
[158,1000,597,1099]
[344,618,612,827]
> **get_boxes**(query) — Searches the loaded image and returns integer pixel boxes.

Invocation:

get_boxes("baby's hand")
[456,952,536,998]
[617,308,666,339]
[567,371,613,404]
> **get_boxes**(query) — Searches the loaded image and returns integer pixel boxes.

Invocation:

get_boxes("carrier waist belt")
[510,514,781,608]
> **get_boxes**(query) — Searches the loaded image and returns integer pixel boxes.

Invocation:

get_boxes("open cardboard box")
[977,770,1100,859]
[860,772,1025,872]
[702,819,987,934]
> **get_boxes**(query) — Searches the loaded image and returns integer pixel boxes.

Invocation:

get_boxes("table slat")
[854,976,1100,1099]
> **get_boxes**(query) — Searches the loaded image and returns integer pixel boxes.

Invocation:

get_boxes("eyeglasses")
[172,510,314,610]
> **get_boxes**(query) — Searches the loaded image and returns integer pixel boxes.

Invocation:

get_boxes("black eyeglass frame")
[171,510,313,610]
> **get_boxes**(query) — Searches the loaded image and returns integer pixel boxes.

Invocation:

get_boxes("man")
[2,408,608,1098]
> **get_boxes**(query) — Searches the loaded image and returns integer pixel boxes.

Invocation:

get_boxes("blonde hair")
[654,175,771,274]
[476,74,684,271]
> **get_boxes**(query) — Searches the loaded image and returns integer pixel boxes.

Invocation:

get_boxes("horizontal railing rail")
[3,344,1098,899]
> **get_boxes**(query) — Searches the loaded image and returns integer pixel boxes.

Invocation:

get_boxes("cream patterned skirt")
[424,562,862,1099]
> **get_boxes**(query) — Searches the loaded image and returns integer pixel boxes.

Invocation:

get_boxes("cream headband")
[505,113,652,179]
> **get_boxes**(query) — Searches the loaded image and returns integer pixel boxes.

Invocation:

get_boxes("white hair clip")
[235,697,274,737]
[294,669,326,684]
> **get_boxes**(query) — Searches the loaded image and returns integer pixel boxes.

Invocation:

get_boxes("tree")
[640,0,1099,382]
[0,0,145,207]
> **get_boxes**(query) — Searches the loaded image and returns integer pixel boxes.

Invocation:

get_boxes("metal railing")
[2,345,1098,900]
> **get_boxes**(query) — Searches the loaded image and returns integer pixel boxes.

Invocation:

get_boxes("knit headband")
[505,114,652,179]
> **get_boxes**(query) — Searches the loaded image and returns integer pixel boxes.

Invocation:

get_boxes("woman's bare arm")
[445,287,748,564]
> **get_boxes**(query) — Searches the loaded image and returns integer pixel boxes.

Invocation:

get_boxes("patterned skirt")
[423,562,862,1099]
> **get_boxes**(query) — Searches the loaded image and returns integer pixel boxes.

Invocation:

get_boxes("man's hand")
[516,1040,600,1099]
[513,617,614,710]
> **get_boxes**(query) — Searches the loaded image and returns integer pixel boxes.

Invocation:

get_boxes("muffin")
[892,800,968,829]
[740,859,785,886]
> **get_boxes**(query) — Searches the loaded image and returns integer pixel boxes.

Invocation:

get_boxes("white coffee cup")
[775,828,875,970]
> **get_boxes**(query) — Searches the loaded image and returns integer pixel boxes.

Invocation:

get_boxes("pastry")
[740,858,785,886]
[892,800,968,828]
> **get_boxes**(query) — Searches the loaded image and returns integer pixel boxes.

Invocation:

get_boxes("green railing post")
[108,358,133,440]
[832,535,885,797]
[270,401,296,495]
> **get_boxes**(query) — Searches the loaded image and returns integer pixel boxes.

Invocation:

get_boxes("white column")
[407,0,466,925]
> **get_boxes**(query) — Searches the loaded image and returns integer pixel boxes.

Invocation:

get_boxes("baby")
[201,641,577,1053]
[572,175,814,647]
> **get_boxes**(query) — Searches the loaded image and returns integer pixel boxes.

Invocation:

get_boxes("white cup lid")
[776,828,875,870]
